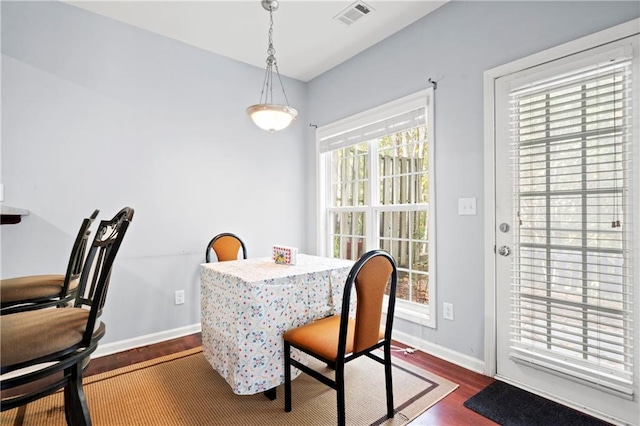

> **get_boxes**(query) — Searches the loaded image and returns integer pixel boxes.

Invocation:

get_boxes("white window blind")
[319,108,426,153]
[508,53,634,396]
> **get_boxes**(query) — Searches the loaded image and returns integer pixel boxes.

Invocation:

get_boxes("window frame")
[316,89,436,327]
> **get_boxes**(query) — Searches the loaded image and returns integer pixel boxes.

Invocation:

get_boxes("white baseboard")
[92,323,202,358]
[92,325,485,378]
[393,329,486,374]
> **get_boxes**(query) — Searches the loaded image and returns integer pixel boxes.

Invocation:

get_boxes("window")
[317,89,435,326]
[508,49,635,394]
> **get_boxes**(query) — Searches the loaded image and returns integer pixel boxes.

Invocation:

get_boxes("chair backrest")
[75,207,134,344]
[205,233,247,262]
[338,250,397,357]
[60,209,100,300]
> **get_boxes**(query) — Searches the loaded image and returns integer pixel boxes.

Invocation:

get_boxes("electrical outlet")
[443,302,454,321]
[174,290,185,305]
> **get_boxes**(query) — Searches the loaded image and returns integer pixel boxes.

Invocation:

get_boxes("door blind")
[508,54,634,396]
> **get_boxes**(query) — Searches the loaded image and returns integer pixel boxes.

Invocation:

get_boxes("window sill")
[384,300,434,328]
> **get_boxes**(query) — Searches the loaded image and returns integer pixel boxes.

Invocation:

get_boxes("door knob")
[497,246,510,256]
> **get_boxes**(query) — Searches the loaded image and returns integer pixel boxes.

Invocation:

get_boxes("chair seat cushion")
[0,274,67,303]
[0,308,89,367]
[284,315,384,362]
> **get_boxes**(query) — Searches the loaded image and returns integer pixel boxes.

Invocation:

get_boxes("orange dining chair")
[0,209,99,315]
[0,207,134,426]
[283,249,398,426]
[205,232,247,262]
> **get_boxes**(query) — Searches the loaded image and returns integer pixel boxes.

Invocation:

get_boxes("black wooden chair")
[0,207,134,426]
[0,210,99,315]
[205,232,247,262]
[283,249,398,426]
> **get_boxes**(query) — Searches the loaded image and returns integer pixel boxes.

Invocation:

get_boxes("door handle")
[497,246,510,256]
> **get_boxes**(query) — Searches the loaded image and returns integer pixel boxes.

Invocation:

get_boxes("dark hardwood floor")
[85,333,496,425]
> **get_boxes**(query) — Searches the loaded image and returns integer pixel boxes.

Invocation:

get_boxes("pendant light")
[246,0,298,133]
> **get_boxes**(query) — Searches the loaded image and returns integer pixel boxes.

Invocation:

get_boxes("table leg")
[264,388,277,400]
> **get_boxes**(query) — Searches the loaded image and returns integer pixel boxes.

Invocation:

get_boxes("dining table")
[200,254,355,398]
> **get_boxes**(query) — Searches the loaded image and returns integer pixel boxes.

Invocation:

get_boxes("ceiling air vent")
[334,1,375,26]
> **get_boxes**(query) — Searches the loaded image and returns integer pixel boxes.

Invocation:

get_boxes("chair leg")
[336,363,346,426]
[64,363,91,426]
[263,388,276,400]
[384,343,395,419]
[284,342,292,412]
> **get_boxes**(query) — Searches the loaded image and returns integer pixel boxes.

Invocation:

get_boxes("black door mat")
[463,380,612,426]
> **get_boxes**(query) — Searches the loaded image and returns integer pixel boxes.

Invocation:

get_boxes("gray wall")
[1,1,638,361]
[1,1,308,344]
[305,1,640,360]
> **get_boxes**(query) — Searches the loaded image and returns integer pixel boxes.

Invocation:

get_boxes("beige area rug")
[1,347,457,426]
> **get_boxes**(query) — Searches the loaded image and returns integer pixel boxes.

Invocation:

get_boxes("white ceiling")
[65,1,448,82]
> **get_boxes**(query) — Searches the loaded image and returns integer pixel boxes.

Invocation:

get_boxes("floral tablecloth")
[200,254,355,395]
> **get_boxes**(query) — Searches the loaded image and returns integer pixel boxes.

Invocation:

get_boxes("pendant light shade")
[246,104,298,133]
[247,0,297,133]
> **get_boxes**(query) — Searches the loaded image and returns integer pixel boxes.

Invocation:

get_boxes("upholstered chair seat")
[283,316,385,362]
[0,274,76,304]
[0,308,90,367]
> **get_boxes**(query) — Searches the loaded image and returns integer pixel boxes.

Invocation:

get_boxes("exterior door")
[494,34,639,425]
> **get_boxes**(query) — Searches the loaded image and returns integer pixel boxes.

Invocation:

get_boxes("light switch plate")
[458,197,476,215]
